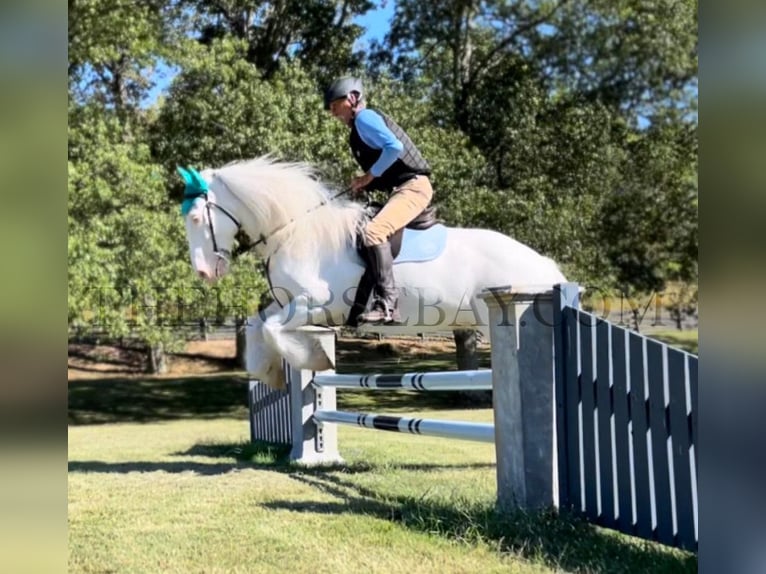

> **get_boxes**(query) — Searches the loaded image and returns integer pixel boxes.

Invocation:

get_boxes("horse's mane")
[211,156,364,260]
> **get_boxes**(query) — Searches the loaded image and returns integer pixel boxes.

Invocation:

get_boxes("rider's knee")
[363,222,392,246]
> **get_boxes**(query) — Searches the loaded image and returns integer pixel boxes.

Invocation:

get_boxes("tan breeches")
[363,176,434,246]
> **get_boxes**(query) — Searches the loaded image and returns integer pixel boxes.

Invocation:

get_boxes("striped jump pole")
[312,370,491,391]
[248,285,580,517]
[314,410,495,443]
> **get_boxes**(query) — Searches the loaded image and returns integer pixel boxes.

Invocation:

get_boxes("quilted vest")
[349,109,431,192]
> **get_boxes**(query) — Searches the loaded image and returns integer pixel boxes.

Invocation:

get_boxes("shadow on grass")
[68,343,239,374]
[68,335,495,426]
[67,460,247,475]
[68,440,494,476]
[175,441,496,472]
[68,440,694,572]
[68,441,293,476]
[68,373,487,426]
[270,471,696,574]
[195,441,695,573]
[68,375,250,425]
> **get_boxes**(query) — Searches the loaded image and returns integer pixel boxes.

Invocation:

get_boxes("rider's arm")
[354,109,403,177]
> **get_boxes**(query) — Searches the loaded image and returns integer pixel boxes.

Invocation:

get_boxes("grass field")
[69,334,697,573]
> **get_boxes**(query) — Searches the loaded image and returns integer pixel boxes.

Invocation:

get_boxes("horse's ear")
[177,166,192,185]
[188,167,209,191]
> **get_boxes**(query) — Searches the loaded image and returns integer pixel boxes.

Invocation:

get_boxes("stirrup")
[358,301,400,325]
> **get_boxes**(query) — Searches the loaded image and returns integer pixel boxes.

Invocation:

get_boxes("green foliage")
[68,0,698,348]
[374,0,697,291]
[539,0,698,120]
[68,104,191,350]
[186,0,374,83]
[69,100,269,365]
[69,0,183,123]
[151,40,354,185]
[362,76,495,197]
[601,118,698,293]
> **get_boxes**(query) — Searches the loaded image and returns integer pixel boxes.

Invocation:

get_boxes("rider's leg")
[360,176,433,324]
[358,242,399,323]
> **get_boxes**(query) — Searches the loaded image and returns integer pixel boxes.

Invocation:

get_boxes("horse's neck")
[216,174,364,261]
[217,184,273,254]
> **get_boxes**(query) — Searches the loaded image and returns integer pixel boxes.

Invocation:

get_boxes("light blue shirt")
[354,109,404,177]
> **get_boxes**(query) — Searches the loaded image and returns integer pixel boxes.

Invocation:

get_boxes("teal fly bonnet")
[177,166,209,216]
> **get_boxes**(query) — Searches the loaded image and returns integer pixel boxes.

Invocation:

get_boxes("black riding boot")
[358,242,400,324]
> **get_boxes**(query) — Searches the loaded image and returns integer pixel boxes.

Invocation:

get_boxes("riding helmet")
[324,77,364,110]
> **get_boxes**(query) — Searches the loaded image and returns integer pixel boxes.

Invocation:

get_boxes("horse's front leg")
[261,293,335,374]
[245,302,288,389]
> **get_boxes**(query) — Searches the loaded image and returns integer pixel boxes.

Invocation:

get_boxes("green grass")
[69,371,696,573]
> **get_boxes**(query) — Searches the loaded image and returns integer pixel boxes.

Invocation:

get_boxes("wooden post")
[287,326,343,465]
[479,286,561,511]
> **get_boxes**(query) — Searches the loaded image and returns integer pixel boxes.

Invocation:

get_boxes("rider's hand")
[350,173,373,196]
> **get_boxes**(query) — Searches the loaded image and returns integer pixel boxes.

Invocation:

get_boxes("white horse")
[180,157,566,389]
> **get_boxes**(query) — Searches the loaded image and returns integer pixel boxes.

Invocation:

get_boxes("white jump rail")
[311,369,492,391]
[313,410,495,443]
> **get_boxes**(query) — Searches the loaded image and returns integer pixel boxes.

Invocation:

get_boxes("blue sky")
[144,2,394,106]
[354,1,394,49]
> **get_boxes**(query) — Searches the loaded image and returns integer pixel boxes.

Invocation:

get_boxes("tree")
[600,115,698,315]
[68,103,201,372]
[536,0,698,122]
[151,40,355,182]
[377,0,697,128]
[183,0,373,82]
[69,0,184,129]
[375,0,697,296]
[373,0,570,131]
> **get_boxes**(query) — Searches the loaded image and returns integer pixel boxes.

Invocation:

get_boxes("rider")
[324,76,433,324]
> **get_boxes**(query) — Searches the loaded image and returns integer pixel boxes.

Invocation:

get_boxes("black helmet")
[324,77,364,110]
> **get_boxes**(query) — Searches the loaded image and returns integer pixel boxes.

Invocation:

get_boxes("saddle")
[355,202,440,259]
[346,203,441,327]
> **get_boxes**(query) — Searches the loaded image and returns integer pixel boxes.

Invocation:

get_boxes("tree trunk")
[147,341,168,374]
[454,329,479,370]
[453,329,490,406]
[235,316,247,370]
[631,309,641,333]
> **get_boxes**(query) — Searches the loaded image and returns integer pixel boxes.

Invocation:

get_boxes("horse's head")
[178,166,241,283]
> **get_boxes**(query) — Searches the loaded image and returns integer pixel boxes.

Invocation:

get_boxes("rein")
[231,185,353,258]
[204,200,241,257]
[186,176,353,286]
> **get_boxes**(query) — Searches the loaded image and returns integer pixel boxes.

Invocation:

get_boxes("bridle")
[186,179,353,271]
[185,189,242,275]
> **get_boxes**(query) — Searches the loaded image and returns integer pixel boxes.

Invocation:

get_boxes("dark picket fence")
[554,288,697,551]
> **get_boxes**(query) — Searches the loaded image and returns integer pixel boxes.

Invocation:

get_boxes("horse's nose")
[198,269,211,280]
